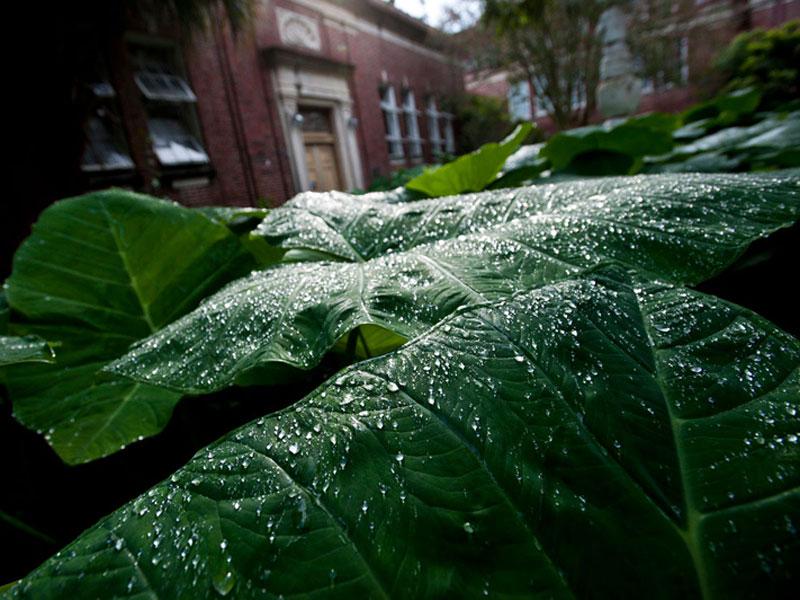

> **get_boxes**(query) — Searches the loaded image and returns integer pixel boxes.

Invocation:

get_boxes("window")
[679,36,689,85]
[531,76,552,118]
[426,97,444,155]
[507,80,533,121]
[135,64,197,103]
[80,60,134,174]
[570,80,587,110]
[82,113,135,172]
[442,112,455,154]
[380,85,404,160]
[148,118,209,166]
[402,90,422,159]
[130,43,209,169]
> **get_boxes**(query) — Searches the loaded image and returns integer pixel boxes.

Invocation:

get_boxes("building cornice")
[284,0,455,64]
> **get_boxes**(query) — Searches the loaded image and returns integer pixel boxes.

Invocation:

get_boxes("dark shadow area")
[697,221,799,339]
[0,356,345,583]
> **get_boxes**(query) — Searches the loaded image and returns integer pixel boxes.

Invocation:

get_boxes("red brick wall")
[102,1,462,208]
[465,0,800,132]
[253,0,464,180]
[346,24,463,178]
[178,25,292,208]
[172,0,463,205]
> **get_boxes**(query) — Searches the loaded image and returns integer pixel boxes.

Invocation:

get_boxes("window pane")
[300,108,333,133]
[508,81,532,121]
[403,90,422,158]
[381,85,404,159]
[148,117,209,166]
[135,66,197,103]
[81,116,134,172]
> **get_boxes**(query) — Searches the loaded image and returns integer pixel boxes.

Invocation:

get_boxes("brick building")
[465,0,800,131]
[82,0,463,208]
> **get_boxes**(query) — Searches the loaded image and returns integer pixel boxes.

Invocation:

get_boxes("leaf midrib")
[101,204,156,333]
[226,440,392,599]
[363,369,576,598]
[632,287,713,598]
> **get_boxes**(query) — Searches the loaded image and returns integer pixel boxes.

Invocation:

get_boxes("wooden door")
[300,107,342,192]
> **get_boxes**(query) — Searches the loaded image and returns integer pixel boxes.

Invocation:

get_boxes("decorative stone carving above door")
[276,8,322,52]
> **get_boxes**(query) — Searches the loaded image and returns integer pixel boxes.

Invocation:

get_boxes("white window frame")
[679,36,689,85]
[426,97,444,155]
[147,117,210,167]
[135,63,197,103]
[402,89,423,158]
[531,76,551,118]
[380,85,404,160]
[82,114,135,172]
[570,80,587,111]
[131,44,209,169]
[81,81,135,173]
[442,112,455,154]
[508,80,533,121]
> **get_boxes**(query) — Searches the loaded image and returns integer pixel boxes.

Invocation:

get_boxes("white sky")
[389,0,479,31]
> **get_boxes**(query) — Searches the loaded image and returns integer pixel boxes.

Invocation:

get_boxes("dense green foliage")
[2,88,800,597]
[451,93,517,152]
[716,20,800,109]
[8,266,800,599]
[3,192,255,464]
[425,87,799,189]
[2,167,799,597]
[405,123,533,196]
[539,113,679,175]
[363,165,426,194]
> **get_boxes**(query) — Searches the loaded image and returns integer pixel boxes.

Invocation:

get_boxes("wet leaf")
[404,123,533,197]
[3,190,254,464]
[255,171,800,262]
[681,87,762,129]
[108,171,800,393]
[9,269,799,598]
[540,113,678,174]
[0,335,54,367]
[652,111,800,170]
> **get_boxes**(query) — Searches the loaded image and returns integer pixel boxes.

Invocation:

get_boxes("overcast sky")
[390,0,479,31]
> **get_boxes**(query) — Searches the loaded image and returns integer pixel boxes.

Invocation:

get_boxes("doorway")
[299,107,342,192]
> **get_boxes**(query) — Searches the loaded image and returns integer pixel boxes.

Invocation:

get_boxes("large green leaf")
[681,87,762,129]
[255,171,800,262]
[652,111,800,170]
[108,171,800,393]
[643,152,745,175]
[10,269,799,598]
[404,123,533,197]
[540,113,678,174]
[3,190,254,464]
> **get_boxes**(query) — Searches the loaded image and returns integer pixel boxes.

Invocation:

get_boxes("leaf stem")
[0,509,56,546]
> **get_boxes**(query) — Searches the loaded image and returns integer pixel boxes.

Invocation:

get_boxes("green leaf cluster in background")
[680,87,763,131]
[358,84,795,199]
[539,113,679,175]
[715,20,800,110]
[647,109,800,173]
[405,123,533,197]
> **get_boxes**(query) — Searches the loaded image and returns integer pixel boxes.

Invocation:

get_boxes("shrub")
[716,19,800,109]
